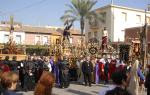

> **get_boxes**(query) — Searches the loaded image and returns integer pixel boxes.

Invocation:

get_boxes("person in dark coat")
[23,56,35,91]
[10,56,18,72]
[33,57,45,84]
[99,71,131,95]
[145,65,150,95]
[32,57,41,84]
[82,56,93,87]
[18,60,26,90]
[3,56,10,66]
[104,59,109,84]
[58,56,70,88]
[105,87,131,95]
[37,58,44,82]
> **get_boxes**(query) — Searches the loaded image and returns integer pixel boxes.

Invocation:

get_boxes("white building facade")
[0,24,25,44]
[85,4,150,43]
[0,31,25,44]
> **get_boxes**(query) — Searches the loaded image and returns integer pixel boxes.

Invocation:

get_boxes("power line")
[0,10,10,21]
[11,0,48,14]
[0,0,47,22]
[0,10,10,16]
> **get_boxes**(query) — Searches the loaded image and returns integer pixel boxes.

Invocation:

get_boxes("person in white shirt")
[127,59,139,95]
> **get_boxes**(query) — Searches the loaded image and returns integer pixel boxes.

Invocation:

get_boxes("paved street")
[18,83,147,95]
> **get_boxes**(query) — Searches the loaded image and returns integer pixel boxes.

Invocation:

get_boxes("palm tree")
[61,0,103,49]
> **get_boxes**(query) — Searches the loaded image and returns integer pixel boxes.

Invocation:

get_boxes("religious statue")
[101,27,108,51]
[62,20,74,57]
[63,20,73,42]
[131,41,140,57]
[2,16,24,54]
[103,27,108,37]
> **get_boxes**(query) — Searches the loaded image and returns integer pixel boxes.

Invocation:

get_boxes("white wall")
[85,7,112,44]
[0,31,10,43]
[85,5,150,43]
[113,7,149,42]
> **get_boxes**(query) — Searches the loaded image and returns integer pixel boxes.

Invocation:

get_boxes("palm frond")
[65,4,78,16]
[87,11,105,24]
[87,0,97,11]
[60,14,77,23]
[64,10,78,17]
[71,0,80,14]
[61,0,101,34]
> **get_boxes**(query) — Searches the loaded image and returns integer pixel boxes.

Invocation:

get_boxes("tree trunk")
[80,17,84,51]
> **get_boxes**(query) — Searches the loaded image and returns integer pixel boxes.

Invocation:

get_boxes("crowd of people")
[0,55,150,95]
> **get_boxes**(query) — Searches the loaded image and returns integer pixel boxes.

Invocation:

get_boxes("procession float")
[0,16,26,61]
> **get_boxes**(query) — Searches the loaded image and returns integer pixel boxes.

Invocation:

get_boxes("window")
[15,35,21,44]
[100,12,106,23]
[88,32,91,38]
[35,36,40,44]
[43,36,48,45]
[4,34,9,43]
[94,31,98,38]
[122,12,127,22]
[56,39,60,44]
[147,16,150,24]
[136,15,141,23]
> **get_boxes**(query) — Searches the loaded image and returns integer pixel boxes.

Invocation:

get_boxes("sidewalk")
[18,83,147,95]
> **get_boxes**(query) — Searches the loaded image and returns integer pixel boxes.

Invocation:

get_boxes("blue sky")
[0,0,149,28]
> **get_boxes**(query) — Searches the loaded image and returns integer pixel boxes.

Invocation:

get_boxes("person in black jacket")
[58,56,70,88]
[10,56,18,72]
[104,59,109,84]
[82,56,93,87]
[103,71,131,95]
[105,87,131,95]
[24,57,35,91]
[18,60,25,90]
[145,65,150,95]
[3,56,10,66]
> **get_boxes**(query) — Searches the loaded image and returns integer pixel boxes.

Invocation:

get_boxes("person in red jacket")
[0,57,10,72]
[109,59,116,78]
[98,58,105,81]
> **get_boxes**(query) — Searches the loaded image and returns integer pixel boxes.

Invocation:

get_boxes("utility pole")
[9,15,14,43]
[111,0,114,5]
[144,9,148,69]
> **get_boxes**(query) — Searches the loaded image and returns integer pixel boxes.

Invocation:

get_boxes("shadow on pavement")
[91,91,99,94]
[16,92,24,95]
[67,89,92,95]
[95,84,109,88]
